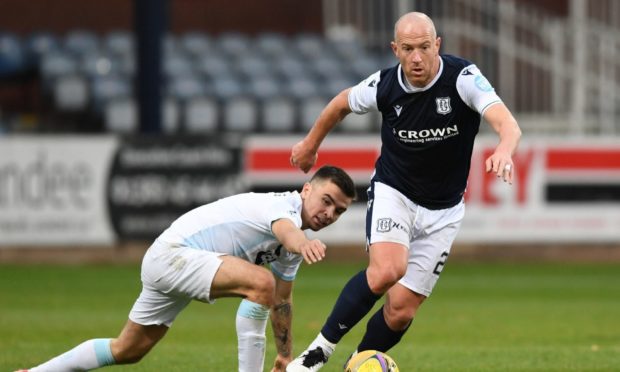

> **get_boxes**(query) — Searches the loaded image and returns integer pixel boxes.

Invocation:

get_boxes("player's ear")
[390,41,398,56]
[300,182,312,199]
[435,36,442,52]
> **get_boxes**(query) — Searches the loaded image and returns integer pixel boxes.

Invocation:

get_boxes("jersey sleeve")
[270,249,304,282]
[266,196,304,281]
[265,198,302,229]
[456,64,502,115]
[347,70,381,114]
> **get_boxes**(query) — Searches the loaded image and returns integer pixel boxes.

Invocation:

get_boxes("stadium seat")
[211,75,243,100]
[184,96,219,134]
[91,74,132,113]
[40,51,78,80]
[0,33,26,77]
[299,95,329,131]
[179,32,212,58]
[217,32,249,58]
[63,30,99,58]
[235,54,273,79]
[163,52,194,79]
[256,32,289,58]
[195,54,232,80]
[222,95,258,132]
[293,33,331,59]
[102,31,134,58]
[167,74,207,102]
[284,77,320,100]
[261,95,297,132]
[248,75,281,101]
[104,97,137,133]
[80,51,117,78]
[24,32,60,64]
[53,74,89,111]
[272,55,307,81]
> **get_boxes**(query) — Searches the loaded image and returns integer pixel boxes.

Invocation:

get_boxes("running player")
[287,12,521,371]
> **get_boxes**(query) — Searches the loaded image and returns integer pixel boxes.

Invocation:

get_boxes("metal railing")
[322,0,620,136]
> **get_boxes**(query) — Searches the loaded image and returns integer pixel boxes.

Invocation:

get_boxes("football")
[344,350,400,372]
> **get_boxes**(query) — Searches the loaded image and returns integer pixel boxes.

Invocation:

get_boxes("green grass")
[1,261,619,371]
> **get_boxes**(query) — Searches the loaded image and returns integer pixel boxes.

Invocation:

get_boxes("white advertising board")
[0,136,118,245]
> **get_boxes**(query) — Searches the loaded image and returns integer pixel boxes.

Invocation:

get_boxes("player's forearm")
[270,302,293,358]
[274,221,308,255]
[496,117,521,155]
[305,89,352,150]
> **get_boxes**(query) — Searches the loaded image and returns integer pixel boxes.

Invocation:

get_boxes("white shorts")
[367,182,465,297]
[128,240,225,327]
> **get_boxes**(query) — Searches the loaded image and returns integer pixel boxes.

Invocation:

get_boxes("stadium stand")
[1,0,618,136]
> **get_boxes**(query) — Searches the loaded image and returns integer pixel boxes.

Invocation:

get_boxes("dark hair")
[310,165,357,200]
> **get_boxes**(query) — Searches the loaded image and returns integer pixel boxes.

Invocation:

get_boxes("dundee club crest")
[435,97,452,115]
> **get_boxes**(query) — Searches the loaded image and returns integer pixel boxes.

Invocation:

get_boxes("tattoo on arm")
[272,302,292,357]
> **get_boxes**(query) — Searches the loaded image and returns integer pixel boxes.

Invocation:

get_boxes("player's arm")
[291,88,352,173]
[269,276,294,371]
[271,218,326,264]
[483,103,522,184]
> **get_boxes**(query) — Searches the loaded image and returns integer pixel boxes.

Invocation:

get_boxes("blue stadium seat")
[299,95,329,131]
[25,32,60,64]
[179,32,212,58]
[167,74,207,102]
[222,94,258,132]
[91,74,132,113]
[102,31,134,58]
[53,74,89,111]
[63,30,99,57]
[104,96,137,133]
[256,32,289,58]
[184,96,219,134]
[261,95,297,133]
[217,32,249,58]
[0,33,27,77]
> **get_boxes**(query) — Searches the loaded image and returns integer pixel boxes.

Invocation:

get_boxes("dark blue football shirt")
[348,55,502,209]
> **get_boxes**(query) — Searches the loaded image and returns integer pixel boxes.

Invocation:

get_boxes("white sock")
[30,338,115,372]
[309,333,336,357]
[236,299,269,372]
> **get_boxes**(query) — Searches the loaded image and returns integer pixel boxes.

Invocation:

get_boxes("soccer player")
[17,165,356,372]
[286,12,521,371]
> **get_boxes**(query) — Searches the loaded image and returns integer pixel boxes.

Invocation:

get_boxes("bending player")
[17,165,356,372]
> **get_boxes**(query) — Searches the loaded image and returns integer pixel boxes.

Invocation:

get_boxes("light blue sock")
[30,338,116,371]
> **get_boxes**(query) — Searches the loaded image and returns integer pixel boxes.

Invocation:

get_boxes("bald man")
[287,12,521,371]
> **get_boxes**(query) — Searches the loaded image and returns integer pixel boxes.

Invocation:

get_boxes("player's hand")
[485,151,514,184]
[299,239,327,264]
[271,354,292,372]
[290,140,318,173]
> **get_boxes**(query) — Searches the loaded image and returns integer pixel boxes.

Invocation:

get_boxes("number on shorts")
[433,251,449,275]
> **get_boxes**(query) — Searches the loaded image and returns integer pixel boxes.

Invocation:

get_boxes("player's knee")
[248,270,275,307]
[367,263,406,293]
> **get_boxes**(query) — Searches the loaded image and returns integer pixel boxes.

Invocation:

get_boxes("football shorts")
[128,239,224,327]
[367,181,465,296]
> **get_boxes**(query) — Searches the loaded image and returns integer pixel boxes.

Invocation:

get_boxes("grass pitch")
[1,260,619,371]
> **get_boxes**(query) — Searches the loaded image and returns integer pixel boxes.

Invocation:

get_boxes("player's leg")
[287,182,410,372]
[21,320,167,372]
[355,201,464,353]
[210,255,276,372]
[236,299,270,372]
[355,284,423,352]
